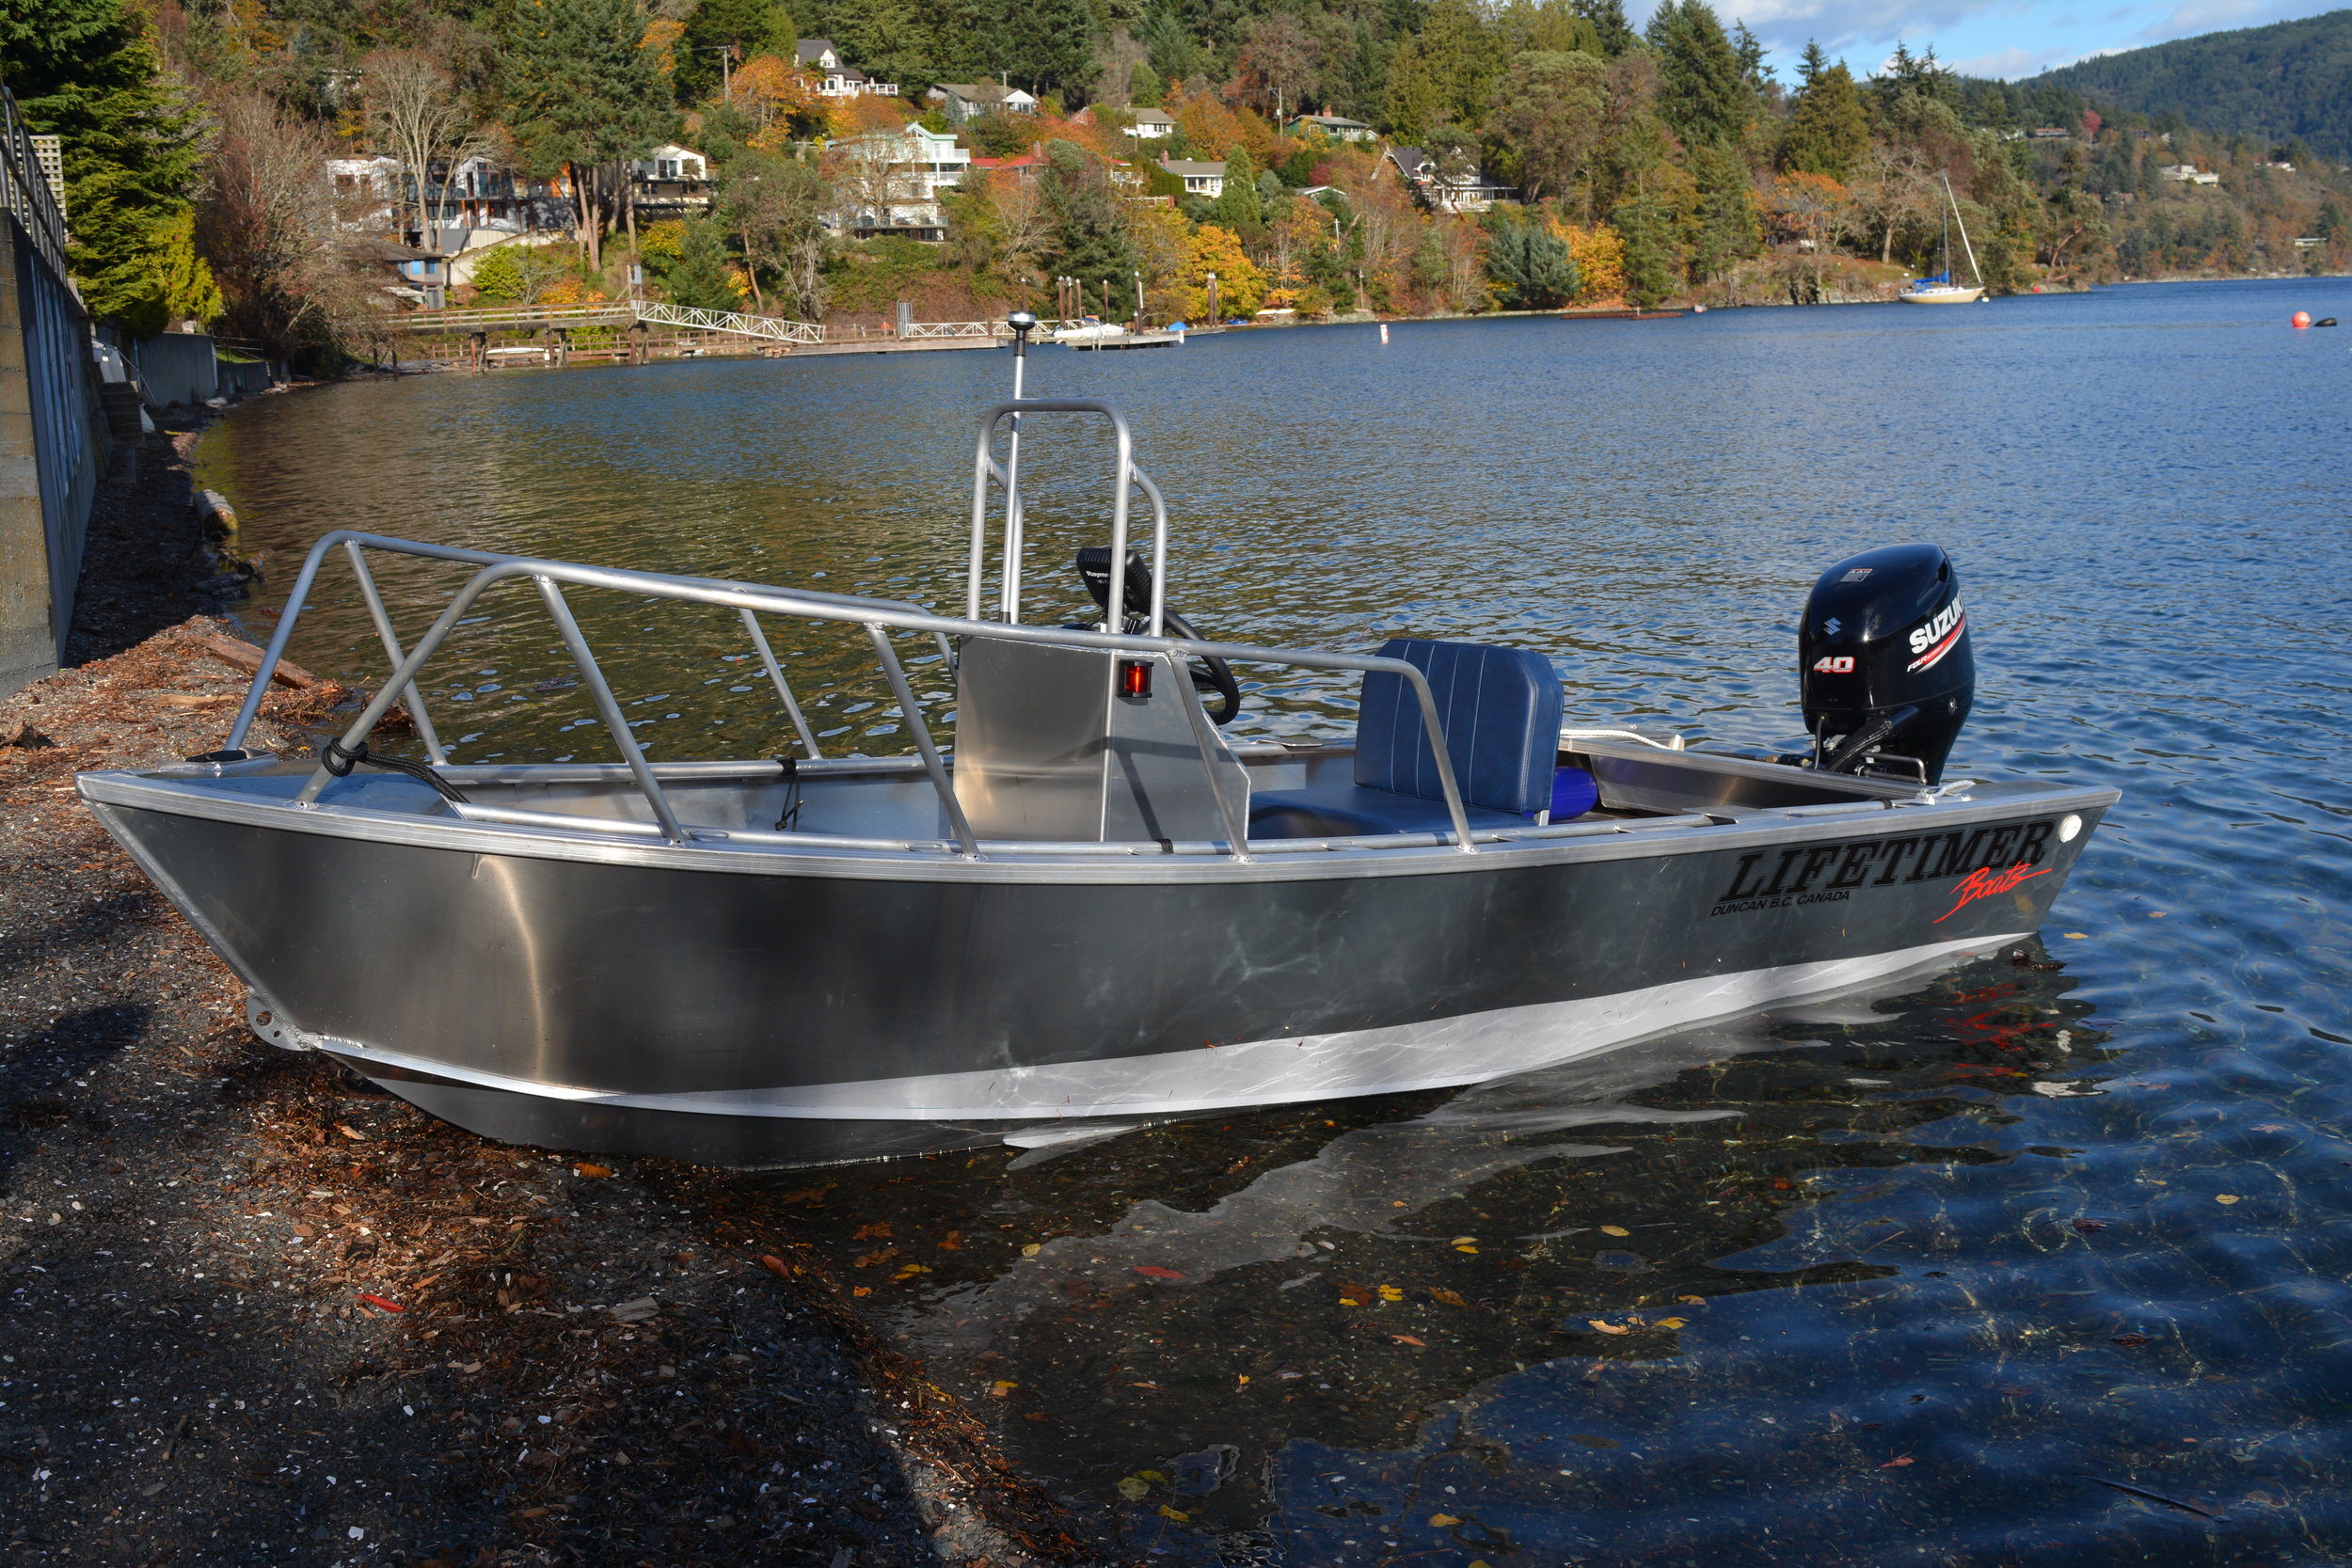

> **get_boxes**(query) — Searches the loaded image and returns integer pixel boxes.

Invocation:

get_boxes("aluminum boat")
[79,341,2114,1168]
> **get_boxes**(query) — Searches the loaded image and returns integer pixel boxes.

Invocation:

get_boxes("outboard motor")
[1799,544,1973,784]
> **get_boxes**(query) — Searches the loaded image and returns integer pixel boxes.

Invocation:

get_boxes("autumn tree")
[1231,14,1321,121]
[1175,222,1264,318]
[362,51,493,244]
[1486,50,1608,203]
[716,150,830,314]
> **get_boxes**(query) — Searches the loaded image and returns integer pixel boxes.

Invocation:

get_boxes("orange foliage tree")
[1175,223,1265,319]
[1549,220,1626,303]
[733,55,827,146]
[1764,172,1850,253]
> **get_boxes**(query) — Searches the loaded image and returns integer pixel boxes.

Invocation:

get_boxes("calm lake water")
[201,279,2352,1563]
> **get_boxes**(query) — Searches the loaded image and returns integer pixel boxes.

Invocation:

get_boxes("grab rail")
[223,531,951,764]
[255,542,1481,857]
[966,399,1170,638]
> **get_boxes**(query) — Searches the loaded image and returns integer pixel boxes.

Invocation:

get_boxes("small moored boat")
[79,323,2113,1167]
[1901,173,1988,305]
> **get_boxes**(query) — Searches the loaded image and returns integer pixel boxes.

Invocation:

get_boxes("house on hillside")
[972,145,1045,181]
[927,80,1039,123]
[2157,163,2220,185]
[1286,108,1375,143]
[632,143,714,217]
[797,39,898,98]
[1384,145,1512,213]
[825,122,970,240]
[1124,108,1176,139]
[1157,156,1226,198]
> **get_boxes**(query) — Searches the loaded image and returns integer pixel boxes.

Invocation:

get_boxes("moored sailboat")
[1901,173,1986,305]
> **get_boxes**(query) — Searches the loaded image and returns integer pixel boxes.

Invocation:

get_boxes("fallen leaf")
[573,1163,612,1179]
[1236,1373,1249,1386]
[892,1263,932,1279]
[1654,1316,1687,1329]
[1430,1288,1468,1307]
[2071,1218,2107,1233]
[760,1254,794,1278]
[1881,1456,1915,1469]
[2064,932,2089,940]
[1391,1334,1426,1347]
[851,1221,893,1241]
[515,1506,549,1519]
[989,1381,1017,1398]
[937,1229,961,1251]
[1677,1294,1707,1305]
[1020,1243,1042,1257]
[608,1297,659,1323]
[356,1293,404,1313]
[1599,1226,1629,1238]
[2112,1332,2151,1347]
[1158,1504,1189,1523]
[291,1222,317,1239]
[2215,1195,2240,1205]
[334,1123,369,1142]
[1377,1284,1405,1302]
[851,1286,871,1297]
[1337,1282,1372,1305]
[1429,1513,1461,1527]
[1134,1265,1185,1281]
[1116,1476,1151,1500]
[1588,1320,1630,1336]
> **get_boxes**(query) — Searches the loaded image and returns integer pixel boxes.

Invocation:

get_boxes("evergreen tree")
[506,0,676,267]
[1208,143,1261,230]
[1381,36,1442,139]
[1645,0,1749,149]
[1572,0,1640,56]
[1130,61,1163,105]
[1732,22,1771,89]
[1794,38,1826,93]
[1,0,201,335]
[1481,204,1576,307]
[155,208,223,327]
[1684,142,1757,282]
[991,0,1100,99]
[661,218,739,309]
[1612,189,1679,306]
[678,0,796,101]
[1040,140,1136,301]
[1783,57,1869,179]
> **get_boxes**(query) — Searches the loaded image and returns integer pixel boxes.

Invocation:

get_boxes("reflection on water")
[199,278,2352,1561]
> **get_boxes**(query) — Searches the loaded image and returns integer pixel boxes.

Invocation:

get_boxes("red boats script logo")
[1934,861,2050,924]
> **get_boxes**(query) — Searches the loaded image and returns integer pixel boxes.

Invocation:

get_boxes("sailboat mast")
[1946,174,1985,288]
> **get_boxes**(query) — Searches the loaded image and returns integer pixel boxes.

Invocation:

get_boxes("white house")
[826,122,970,240]
[1124,108,1175,139]
[327,154,403,229]
[927,81,1039,123]
[2157,163,2220,185]
[631,143,713,218]
[1157,156,1225,198]
[1384,145,1514,213]
[797,39,897,98]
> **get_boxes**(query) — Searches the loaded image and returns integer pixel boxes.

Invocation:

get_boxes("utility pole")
[1133,268,1144,328]
[1206,271,1218,325]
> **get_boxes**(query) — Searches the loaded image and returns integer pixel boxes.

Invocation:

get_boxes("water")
[200,280,2352,1562]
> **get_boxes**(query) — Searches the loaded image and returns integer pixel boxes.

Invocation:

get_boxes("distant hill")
[2026,9,2352,159]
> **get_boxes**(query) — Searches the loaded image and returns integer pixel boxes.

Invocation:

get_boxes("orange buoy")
[2293,311,2312,328]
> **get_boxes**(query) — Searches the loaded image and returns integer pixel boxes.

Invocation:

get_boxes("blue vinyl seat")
[1251,639,1565,839]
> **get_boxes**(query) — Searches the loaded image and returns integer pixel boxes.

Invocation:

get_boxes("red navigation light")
[1118,658,1153,698]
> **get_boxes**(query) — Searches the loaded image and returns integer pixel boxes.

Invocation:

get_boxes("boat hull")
[1900,287,1987,304]
[83,779,2114,1166]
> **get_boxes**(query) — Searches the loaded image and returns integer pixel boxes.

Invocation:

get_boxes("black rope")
[322,738,470,803]
[772,755,803,832]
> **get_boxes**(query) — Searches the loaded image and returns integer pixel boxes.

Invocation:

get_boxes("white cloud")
[1947,40,2119,74]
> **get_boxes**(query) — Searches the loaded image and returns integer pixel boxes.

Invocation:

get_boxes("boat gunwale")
[76,767,2122,886]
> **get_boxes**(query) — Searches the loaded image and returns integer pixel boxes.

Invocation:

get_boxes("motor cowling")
[1799,544,1973,784]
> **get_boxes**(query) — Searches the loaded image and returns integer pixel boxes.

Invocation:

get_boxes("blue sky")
[1654,0,2350,83]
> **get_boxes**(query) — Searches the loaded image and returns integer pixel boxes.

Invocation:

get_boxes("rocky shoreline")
[0,428,1112,1567]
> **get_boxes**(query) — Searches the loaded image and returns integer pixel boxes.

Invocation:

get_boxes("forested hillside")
[5,0,2346,372]
[2030,9,2352,161]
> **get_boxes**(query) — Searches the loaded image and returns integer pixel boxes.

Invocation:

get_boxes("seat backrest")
[1355,638,1562,815]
